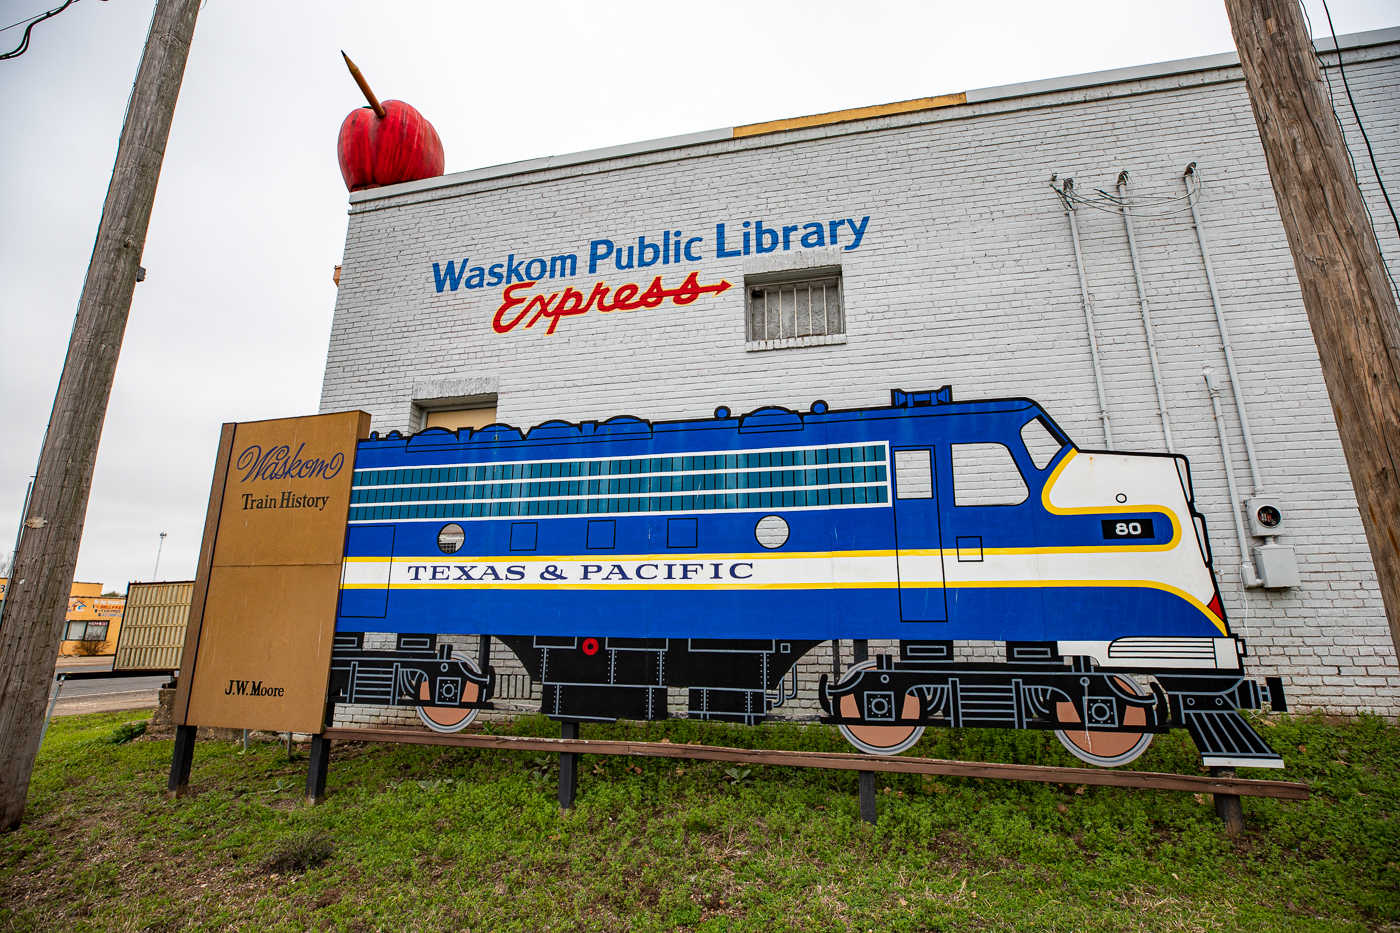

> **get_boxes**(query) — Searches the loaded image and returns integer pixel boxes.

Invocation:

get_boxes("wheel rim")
[839,722,926,756]
[418,704,479,733]
[835,660,925,756]
[415,655,483,734]
[1054,675,1153,767]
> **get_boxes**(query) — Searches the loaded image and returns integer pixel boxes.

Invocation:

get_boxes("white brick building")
[323,27,1400,722]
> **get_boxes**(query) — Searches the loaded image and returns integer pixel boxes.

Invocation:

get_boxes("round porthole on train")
[755,515,789,548]
[437,523,465,554]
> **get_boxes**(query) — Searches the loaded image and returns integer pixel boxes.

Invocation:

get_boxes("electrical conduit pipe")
[1184,164,1266,493]
[1205,368,1264,588]
[1060,179,1114,447]
[1117,171,1175,452]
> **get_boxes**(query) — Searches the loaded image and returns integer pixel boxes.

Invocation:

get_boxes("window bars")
[746,275,844,344]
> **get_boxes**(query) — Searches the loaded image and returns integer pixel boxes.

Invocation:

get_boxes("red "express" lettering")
[492,272,732,335]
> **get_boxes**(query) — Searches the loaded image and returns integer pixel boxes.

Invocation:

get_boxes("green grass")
[1,709,1396,932]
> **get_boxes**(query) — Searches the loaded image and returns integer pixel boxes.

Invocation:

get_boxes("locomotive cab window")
[951,443,1028,506]
[1020,417,1066,470]
[894,450,934,498]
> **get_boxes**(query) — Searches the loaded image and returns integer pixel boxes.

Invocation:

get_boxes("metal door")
[892,449,947,621]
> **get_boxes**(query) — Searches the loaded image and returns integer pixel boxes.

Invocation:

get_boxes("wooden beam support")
[1210,766,1247,837]
[320,727,1309,800]
[1225,0,1400,648]
[0,0,201,830]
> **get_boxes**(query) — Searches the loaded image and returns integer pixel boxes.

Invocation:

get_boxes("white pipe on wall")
[1117,171,1175,452]
[1205,368,1264,588]
[1184,163,1266,494]
[1060,179,1114,448]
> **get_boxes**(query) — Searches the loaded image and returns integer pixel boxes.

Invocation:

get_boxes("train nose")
[1064,451,1188,505]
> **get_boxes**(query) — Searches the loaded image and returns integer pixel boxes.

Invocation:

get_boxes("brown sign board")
[173,411,370,734]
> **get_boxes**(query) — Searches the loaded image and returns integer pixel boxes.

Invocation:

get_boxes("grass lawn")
[0,709,1396,932]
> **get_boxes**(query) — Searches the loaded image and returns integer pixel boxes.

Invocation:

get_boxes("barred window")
[745,272,845,351]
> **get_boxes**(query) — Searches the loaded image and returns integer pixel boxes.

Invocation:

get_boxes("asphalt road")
[48,674,169,717]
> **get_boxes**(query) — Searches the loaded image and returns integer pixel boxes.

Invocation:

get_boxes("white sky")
[1,0,1396,592]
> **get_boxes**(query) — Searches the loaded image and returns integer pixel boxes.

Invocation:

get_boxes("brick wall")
[322,39,1400,722]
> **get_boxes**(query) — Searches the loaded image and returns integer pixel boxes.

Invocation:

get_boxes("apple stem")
[341,51,386,119]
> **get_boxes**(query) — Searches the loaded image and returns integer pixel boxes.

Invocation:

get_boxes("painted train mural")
[329,388,1286,769]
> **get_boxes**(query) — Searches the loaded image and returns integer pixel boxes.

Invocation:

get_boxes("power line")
[0,11,54,34]
[1302,1,1399,302]
[1049,179,1202,219]
[1321,1,1400,248]
[1,0,82,61]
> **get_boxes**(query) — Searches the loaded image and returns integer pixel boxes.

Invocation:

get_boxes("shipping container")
[112,581,194,671]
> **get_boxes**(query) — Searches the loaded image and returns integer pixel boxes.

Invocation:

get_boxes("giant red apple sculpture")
[337,53,445,192]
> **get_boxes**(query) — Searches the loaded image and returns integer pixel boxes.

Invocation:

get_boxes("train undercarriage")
[819,641,1287,768]
[329,633,1287,768]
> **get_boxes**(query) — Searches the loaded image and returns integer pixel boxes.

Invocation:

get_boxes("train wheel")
[836,660,926,756]
[415,659,483,734]
[417,703,479,733]
[1054,675,1153,767]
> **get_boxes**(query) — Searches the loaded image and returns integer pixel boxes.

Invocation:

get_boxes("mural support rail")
[310,727,1308,831]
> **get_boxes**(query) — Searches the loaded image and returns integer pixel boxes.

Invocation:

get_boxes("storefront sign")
[429,214,873,337]
[174,411,370,734]
[492,271,732,335]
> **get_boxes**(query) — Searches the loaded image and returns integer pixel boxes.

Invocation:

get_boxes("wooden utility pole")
[0,0,200,830]
[1223,0,1400,652]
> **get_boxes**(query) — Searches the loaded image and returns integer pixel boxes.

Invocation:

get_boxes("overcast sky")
[1,0,1396,593]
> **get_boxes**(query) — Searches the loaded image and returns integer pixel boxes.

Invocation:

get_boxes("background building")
[59,582,126,656]
[321,28,1400,724]
[1,578,127,657]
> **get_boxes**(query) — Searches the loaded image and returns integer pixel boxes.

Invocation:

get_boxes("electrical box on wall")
[1253,543,1300,589]
[1245,496,1286,537]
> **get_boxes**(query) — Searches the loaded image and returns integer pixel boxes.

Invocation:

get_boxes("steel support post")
[306,735,331,806]
[859,770,877,824]
[166,724,196,799]
[306,703,335,806]
[559,720,579,810]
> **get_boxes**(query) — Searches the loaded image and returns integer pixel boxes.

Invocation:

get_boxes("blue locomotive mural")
[328,388,1286,769]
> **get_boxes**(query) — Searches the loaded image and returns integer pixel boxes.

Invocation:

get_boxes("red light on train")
[1207,594,1225,623]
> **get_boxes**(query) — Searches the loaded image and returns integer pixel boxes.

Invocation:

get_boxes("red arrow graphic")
[495,272,735,335]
